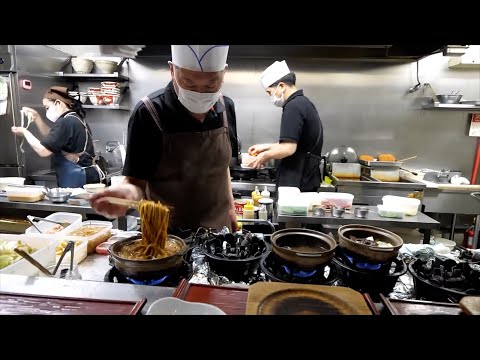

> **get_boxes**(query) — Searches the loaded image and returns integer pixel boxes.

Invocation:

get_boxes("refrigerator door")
[0,73,22,177]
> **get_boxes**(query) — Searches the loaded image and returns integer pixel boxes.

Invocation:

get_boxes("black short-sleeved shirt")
[41,111,99,183]
[277,89,323,191]
[123,81,238,180]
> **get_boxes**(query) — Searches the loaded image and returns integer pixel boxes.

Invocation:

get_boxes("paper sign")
[469,114,480,137]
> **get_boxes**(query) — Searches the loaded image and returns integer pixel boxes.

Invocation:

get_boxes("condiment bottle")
[261,186,270,199]
[251,186,262,206]
[243,200,255,219]
[258,204,268,220]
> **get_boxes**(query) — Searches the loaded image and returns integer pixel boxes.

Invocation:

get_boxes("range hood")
[46,45,146,58]
[136,45,447,62]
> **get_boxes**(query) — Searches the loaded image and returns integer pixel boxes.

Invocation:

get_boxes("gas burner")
[260,251,338,285]
[104,261,193,287]
[332,254,407,301]
[409,256,480,303]
[336,247,393,274]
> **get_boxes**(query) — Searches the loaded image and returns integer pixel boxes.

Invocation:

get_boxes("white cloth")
[171,45,229,72]
[0,77,8,115]
[260,60,291,89]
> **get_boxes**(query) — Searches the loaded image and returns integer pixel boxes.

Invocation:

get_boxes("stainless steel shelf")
[83,105,129,110]
[53,72,129,82]
[422,102,480,111]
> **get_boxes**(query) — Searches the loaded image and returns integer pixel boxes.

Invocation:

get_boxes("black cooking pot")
[202,232,269,281]
[109,235,188,279]
[271,228,337,269]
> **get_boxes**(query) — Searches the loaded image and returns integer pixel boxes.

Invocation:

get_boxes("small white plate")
[146,297,226,315]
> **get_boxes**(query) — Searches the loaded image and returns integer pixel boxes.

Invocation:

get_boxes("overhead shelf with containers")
[50,57,130,110]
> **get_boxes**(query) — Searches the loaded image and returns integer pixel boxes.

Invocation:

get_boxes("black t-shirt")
[277,89,323,191]
[41,111,99,183]
[123,81,238,180]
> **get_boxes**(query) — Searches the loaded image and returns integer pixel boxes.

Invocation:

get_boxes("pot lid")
[326,145,358,163]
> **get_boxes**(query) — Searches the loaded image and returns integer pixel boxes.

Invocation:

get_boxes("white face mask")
[174,73,222,114]
[46,102,60,122]
[270,84,285,107]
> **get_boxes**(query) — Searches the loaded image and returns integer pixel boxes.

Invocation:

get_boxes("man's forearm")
[264,142,297,160]
[226,167,235,208]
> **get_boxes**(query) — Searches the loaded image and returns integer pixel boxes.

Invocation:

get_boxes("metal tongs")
[52,240,75,277]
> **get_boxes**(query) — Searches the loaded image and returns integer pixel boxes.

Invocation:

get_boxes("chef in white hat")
[91,45,241,233]
[248,60,324,192]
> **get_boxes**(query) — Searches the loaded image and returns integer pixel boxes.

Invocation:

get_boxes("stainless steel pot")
[338,224,403,263]
[109,235,188,278]
[271,228,338,269]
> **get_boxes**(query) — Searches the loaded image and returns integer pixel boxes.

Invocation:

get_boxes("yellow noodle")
[118,199,180,260]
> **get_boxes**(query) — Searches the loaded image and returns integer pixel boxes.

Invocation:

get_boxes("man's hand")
[248,144,269,156]
[90,183,143,219]
[248,151,268,169]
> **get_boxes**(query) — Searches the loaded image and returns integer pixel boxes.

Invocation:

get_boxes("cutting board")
[246,283,372,315]
[459,296,480,315]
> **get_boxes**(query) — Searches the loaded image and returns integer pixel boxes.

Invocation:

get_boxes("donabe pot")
[337,224,403,264]
[109,235,188,279]
[271,228,337,269]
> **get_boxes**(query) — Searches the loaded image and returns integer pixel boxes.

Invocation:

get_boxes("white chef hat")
[171,45,229,72]
[260,60,291,89]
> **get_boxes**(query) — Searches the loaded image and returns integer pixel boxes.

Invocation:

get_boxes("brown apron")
[141,95,232,231]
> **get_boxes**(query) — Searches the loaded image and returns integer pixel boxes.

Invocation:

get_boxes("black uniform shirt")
[277,89,323,191]
[123,81,238,180]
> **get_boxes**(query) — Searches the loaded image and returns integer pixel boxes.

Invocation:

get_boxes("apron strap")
[141,96,163,132]
[218,95,229,132]
[61,112,93,164]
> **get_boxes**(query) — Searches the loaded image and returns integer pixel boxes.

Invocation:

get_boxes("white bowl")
[146,297,226,315]
[71,58,93,74]
[83,183,106,193]
[95,60,118,74]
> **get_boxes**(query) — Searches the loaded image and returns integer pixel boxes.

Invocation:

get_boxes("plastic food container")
[377,204,405,218]
[0,234,57,276]
[278,187,301,199]
[55,239,88,265]
[63,220,113,254]
[277,197,309,216]
[318,192,354,209]
[25,212,82,235]
[0,177,25,191]
[382,195,421,216]
[6,187,45,202]
[298,192,322,211]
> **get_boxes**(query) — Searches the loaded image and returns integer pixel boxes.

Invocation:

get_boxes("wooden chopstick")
[102,196,139,208]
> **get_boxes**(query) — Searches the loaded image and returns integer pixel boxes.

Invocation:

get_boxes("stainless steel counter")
[277,205,440,244]
[0,196,96,214]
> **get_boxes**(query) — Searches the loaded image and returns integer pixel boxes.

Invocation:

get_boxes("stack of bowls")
[87,87,104,105]
[68,91,88,104]
[101,82,121,106]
